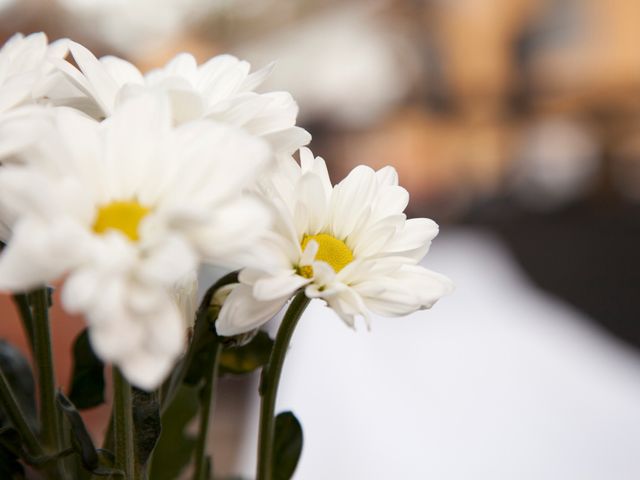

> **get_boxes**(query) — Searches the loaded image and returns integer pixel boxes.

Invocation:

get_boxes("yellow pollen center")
[92,201,150,242]
[300,234,353,277]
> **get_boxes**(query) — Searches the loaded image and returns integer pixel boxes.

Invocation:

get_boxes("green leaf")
[0,427,25,478]
[132,388,161,468]
[219,331,274,376]
[56,391,99,472]
[0,340,37,430]
[272,411,303,480]
[149,385,199,480]
[68,329,105,409]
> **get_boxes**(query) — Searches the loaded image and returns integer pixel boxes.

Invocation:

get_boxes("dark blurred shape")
[470,199,640,350]
[0,339,36,428]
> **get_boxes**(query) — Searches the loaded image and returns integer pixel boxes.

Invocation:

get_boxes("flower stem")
[113,368,135,479]
[12,293,35,352]
[160,271,238,413]
[256,291,310,480]
[193,340,221,480]
[0,367,43,456]
[30,289,62,452]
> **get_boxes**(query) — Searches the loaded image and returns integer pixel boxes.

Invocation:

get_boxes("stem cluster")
[0,277,311,480]
[256,292,310,480]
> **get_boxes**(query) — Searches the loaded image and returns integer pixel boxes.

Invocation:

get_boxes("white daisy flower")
[0,93,272,389]
[52,41,310,156]
[0,33,70,160]
[216,147,453,336]
[0,32,68,114]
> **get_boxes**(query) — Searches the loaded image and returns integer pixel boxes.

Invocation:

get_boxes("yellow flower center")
[299,233,353,278]
[92,201,150,242]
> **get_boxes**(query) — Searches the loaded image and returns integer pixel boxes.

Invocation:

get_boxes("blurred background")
[1,0,640,478]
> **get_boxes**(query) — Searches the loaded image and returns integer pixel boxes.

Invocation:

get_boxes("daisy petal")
[253,272,308,301]
[330,165,378,239]
[0,218,87,291]
[358,265,454,316]
[216,284,288,336]
[240,61,274,92]
[69,41,119,114]
[99,56,144,87]
[384,218,439,259]
[263,127,311,155]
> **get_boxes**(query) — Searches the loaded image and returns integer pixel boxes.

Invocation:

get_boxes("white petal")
[68,42,119,114]
[375,166,399,186]
[0,217,92,291]
[102,93,171,199]
[263,127,311,155]
[304,261,336,296]
[46,38,70,61]
[119,349,175,391]
[0,106,55,160]
[240,61,274,92]
[0,80,31,112]
[357,264,454,316]
[241,91,299,136]
[299,239,318,265]
[349,214,405,258]
[369,185,409,222]
[0,167,60,220]
[187,195,271,268]
[53,108,103,194]
[297,172,329,234]
[329,165,378,240]
[85,278,186,389]
[166,88,206,124]
[145,293,187,356]
[171,270,198,328]
[99,56,144,87]
[322,285,369,328]
[197,55,250,104]
[216,284,287,336]
[49,57,97,109]
[238,268,265,285]
[253,272,308,301]
[208,92,273,127]
[153,120,271,206]
[299,150,332,199]
[383,218,439,259]
[137,235,198,286]
[62,267,100,314]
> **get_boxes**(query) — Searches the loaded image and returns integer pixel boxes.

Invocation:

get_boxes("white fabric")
[234,229,640,479]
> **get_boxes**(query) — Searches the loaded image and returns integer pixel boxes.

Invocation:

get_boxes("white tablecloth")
[233,228,640,479]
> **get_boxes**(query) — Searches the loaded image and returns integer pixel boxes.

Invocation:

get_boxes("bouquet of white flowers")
[0,32,452,479]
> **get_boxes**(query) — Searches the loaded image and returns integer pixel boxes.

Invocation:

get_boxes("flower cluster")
[0,33,452,389]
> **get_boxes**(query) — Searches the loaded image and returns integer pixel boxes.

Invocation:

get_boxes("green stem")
[256,292,310,480]
[12,293,35,352]
[113,369,135,479]
[30,288,62,452]
[0,367,43,456]
[193,341,221,480]
[161,271,238,413]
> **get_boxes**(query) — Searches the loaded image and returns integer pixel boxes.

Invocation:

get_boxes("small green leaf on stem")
[272,411,303,480]
[149,385,199,480]
[219,331,274,376]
